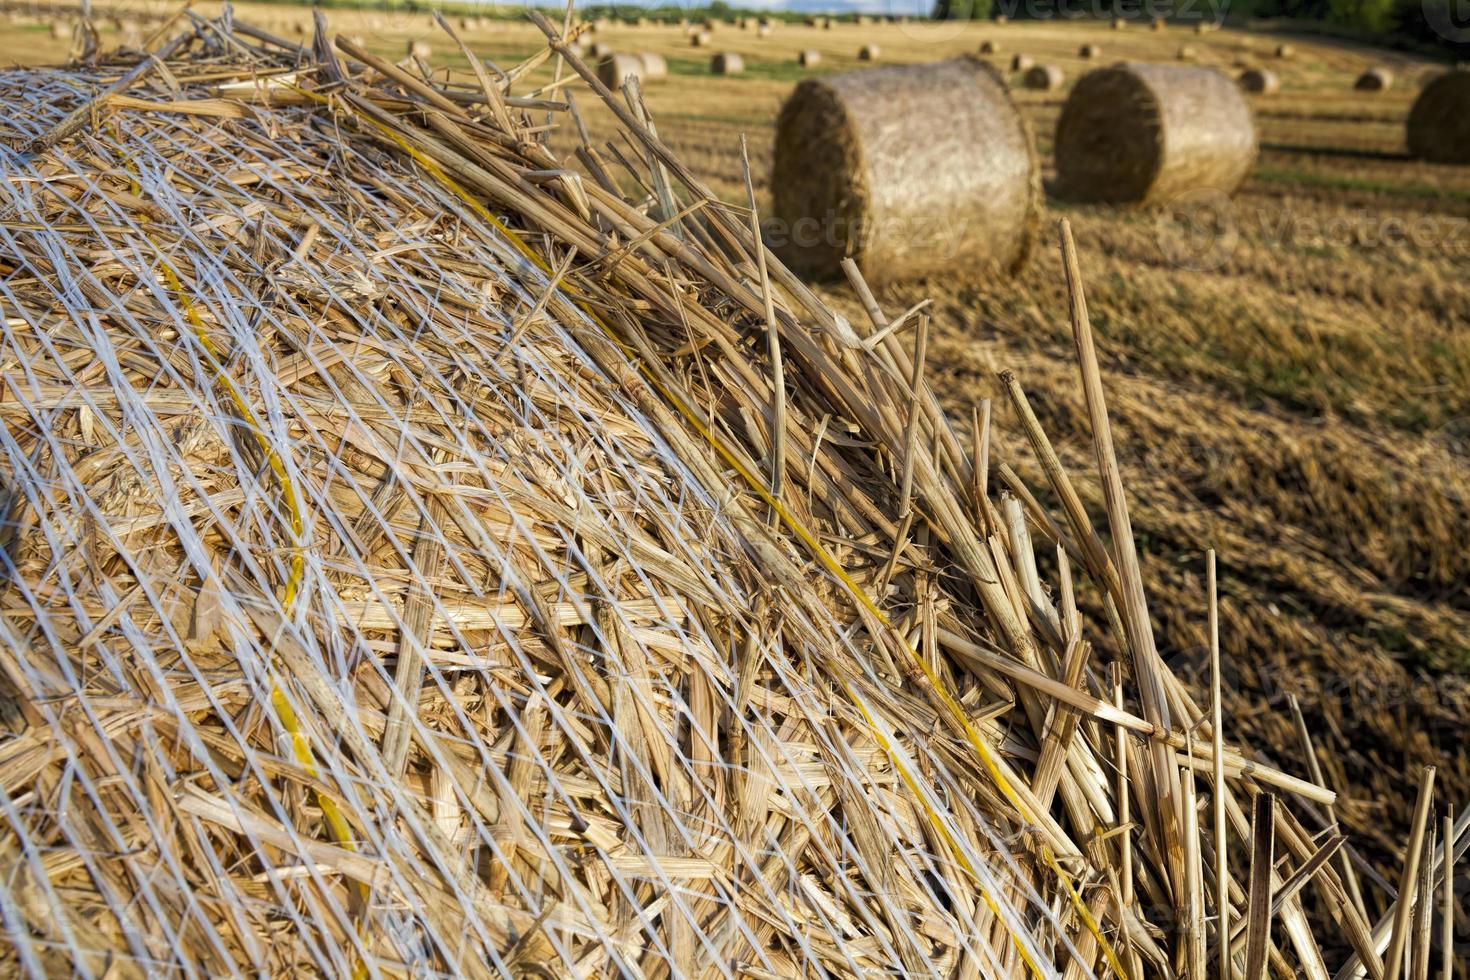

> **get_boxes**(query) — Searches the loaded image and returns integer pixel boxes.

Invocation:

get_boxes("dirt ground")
[4,4,1468,941]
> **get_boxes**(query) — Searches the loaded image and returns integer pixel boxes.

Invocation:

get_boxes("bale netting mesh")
[770,56,1040,284]
[1408,70,1470,164]
[0,13,1400,980]
[1054,62,1257,205]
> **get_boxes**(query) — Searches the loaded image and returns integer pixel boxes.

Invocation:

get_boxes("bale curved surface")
[711,51,744,74]
[638,50,668,80]
[1055,62,1257,204]
[596,52,645,88]
[1024,63,1064,89]
[858,43,879,60]
[1238,68,1279,94]
[771,56,1040,283]
[1407,70,1470,164]
[1355,67,1393,91]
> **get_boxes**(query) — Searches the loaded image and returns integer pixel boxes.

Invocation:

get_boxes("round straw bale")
[407,39,431,60]
[49,19,68,39]
[980,39,1000,53]
[1354,67,1393,91]
[1237,67,1278,93]
[758,16,774,27]
[1011,53,1035,72]
[1407,70,1470,164]
[1194,21,1211,33]
[1079,43,1101,58]
[805,16,820,26]
[995,13,1009,23]
[798,49,821,67]
[822,17,834,29]
[757,23,773,37]
[690,30,711,47]
[711,51,744,75]
[771,56,1040,283]
[1111,16,1127,29]
[858,44,880,61]
[1152,16,1166,30]
[591,41,614,59]
[1024,63,1065,90]
[638,51,668,80]
[699,17,717,30]
[1176,44,1198,60]
[597,52,645,88]
[1055,62,1256,203]
[1274,43,1293,58]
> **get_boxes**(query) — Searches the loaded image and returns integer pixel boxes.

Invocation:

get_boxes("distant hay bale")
[1177,44,1198,60]
[1407,69,1470,164]
[1355,67,1393,91]
[757,23,773,37]
[638,51,668,80]
[995,12,1009,23]
[856,14,872,24]
[1111,16,1127,29]
[798,49,821,67]
[1079,43,1101,58]
[711,51,744,74]
[597,52,645,88]
[1194,21,1211,33]
[822,17,834,28]
[805,16,820,26]
[758,16,774,27]
[858,44,879,61]
[980,39,1000,53]
[1152,16,1166,29]
[1024,63,1065,89]
[48,19,69,39]
[1055,62,1257,203]
[772,56,1040,283]
[407,39,431,60]
[1238,67,1279,93]
[690,30,711,47]
[591,41,614,59]
[699,17,717,30]
[1274,43,1294,57]
[1011,53,1035,72]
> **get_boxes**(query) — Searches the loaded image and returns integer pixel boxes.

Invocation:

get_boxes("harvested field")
[0,5,1467,977]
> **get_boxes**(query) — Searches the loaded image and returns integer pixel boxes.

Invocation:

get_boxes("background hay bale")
[798,48,821,67]
[858,43,879,61]
[1055,62,1257,203]
[1238,67,1279,93]
[980,39,999,53]
[1152,16,1167,29]
[1407,69,1470,164]
[1079,43,1101,58]
[48,19,67,38]
[690,30,710,47]
[1195,21,1211,33]
[1355,67,1393,91]
[1011,52,1035,72]
[1177,44,1198,59]
[591,40,613,59]
[1112,16,1127,29]
[711,51,743,74]
[638,51,668,80]
[995,12,1009,23]
[597,52,645,88]
[771,56,1039,283]
[756,23,772,37]
[1275,42,1294,57]
[1024,63,1065,89]
[407,38,431,60]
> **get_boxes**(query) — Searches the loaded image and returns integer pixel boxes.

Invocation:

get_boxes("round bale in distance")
[690,30,711,47]
[1355,67,1393,91]
[1407,69,1470,164]
[1274,43,1294,57]
[1011,53,1035,72]
[1176,44,1197,59]
[1024,63,1065,89]
[597,53,645,88]
[1079,43,1101,58]
[757,23,773,37]
[407,39,431,60]
[771,56,1040,283]
[1238,68,1279,93]
[798,49,821,67]
[980,39,1000,53]
[712,51,744,74]
[859,44,880,61]
[639,51,668,80]
[1111,16,1127,29]
[1152,16,1166,30]
[1055,62,1257,203]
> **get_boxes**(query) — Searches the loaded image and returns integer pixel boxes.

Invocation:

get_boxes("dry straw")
[1355,66,1393,91]
[1055,62,1258,204]
[1238,67,1280,93]
[1024,62,1065,89]
[711,50,743,73]
[0,9,1437,980]
[771,56,1040,282]
[1407,69,1470,163]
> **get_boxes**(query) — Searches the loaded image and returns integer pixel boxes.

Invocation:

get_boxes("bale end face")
[1274,43,1294,58]
[690,31,711,47]
[1055,62,1257,204]
[1011,53,1035,72]
[798,49,821,67]
[1238,68,1279,94]
[1407,70,1470,164]
[1355,67,1393,91]
[1079,43,1101,58]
